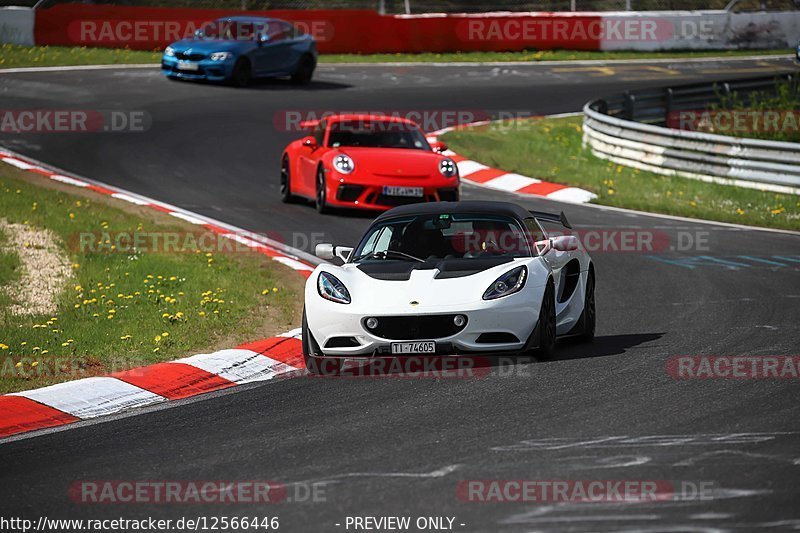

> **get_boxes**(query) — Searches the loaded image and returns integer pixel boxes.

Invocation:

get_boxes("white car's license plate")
[383,186,423,197]
[391,341,436,355]
[177,61,199,71]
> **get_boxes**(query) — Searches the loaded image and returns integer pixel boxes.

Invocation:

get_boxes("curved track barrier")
[582,74,800,195]
[28,4,800,54]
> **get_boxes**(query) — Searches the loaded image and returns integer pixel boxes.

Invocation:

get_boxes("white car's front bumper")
[306,289,543,358]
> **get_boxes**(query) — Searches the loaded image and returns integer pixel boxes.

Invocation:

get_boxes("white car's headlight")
[210,52,232,61]
[483,265,527,300]
[317,272,351,304]
[439,158,457,177]
[164,46,176,57]
[333,154,354,174]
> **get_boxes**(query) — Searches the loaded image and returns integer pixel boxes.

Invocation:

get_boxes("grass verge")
[0,165,304,394]
[0,44,792,69]
[443,115,800,230]
[0,226,21,311]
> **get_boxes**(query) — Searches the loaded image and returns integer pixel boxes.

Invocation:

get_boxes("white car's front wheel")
[535,280,557,360]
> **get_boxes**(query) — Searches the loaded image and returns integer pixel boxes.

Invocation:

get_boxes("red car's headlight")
[333,154,354,174]
[439,158,457,177]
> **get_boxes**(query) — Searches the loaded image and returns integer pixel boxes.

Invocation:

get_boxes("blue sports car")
[162,16,317,86]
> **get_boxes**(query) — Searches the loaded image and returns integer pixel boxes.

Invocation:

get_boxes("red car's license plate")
[383,186,423,197]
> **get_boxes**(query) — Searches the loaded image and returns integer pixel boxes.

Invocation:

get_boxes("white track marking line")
[274,256,315,272]
[173,349,296,384]
[483,173,540,191]
[49,174,88,187]
[455,160,489,177]
[169,211,208,225]
[10,377,165,419]
[111,192,150,205]
[546,187,599,204]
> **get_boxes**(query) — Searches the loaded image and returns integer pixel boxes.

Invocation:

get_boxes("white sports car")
[302,201,595,373]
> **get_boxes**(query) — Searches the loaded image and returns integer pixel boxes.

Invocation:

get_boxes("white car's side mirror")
[335,246,353,262]
[315,243,335,260]
[552,235,579,252]
[534,239,551,255]
[315,243,354,262]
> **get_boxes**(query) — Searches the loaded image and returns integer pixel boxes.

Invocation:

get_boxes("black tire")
[291,54,315,85]
[315,166,330,214]
[536,280,557,360]
[230,58,252,87]
[280,155,293,203]
[578,269,596,343]
[302,309,343,375]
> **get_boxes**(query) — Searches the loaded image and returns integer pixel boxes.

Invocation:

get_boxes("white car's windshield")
[352,214,532,262]
[328,120,430,150]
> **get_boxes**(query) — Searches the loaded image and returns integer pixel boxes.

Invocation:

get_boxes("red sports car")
[280,114,460,213]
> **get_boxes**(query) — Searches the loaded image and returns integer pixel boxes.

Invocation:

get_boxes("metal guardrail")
[582,74,800,194]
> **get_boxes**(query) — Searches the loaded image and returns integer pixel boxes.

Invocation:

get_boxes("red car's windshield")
[328,120,431,150]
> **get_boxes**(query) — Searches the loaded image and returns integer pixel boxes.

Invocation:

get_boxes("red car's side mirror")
[430,141,448,153]
[302,136,317,148]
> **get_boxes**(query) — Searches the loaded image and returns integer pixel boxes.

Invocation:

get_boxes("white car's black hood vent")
[356,257,514,281]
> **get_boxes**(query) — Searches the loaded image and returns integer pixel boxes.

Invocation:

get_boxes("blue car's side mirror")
[258,33,270,45]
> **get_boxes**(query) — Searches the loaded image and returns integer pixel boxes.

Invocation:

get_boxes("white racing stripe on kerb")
[111,193,150,206]
[456,160,489,177]
[50,175,89,187]
[173,349,296,384]
[274,256,314,272]
[10,377,165,419]
[221,233,262,248]
[484,173,540,192]
[278,328,302,339]
[2,157,38,170]
[546,187,598,204]
[169,211,208,225]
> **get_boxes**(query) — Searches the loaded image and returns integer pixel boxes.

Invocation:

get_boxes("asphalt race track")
[1,57,800,532]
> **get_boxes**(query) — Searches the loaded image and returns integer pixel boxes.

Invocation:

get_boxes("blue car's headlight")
[317,272,351,304]
[164,46,175,57]
[483,265,527,300]
[210,52,232,61]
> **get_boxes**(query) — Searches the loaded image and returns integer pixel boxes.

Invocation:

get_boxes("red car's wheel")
[280,155,293,203]
[315,166,330,214]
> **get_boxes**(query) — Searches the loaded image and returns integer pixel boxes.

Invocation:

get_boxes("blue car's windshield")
[199,20,263,41]
[328,120,430,151]
[352,214,532,262]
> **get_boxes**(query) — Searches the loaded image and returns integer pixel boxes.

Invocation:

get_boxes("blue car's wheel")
[231,58,251,87]
[291,54,315,85]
